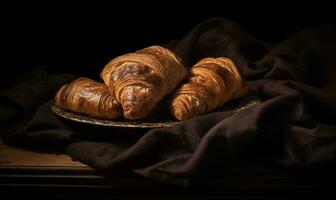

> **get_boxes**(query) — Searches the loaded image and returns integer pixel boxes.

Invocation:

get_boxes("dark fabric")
[1,17,336,187]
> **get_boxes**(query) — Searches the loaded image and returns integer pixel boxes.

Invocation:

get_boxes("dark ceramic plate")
[51,94,261,129]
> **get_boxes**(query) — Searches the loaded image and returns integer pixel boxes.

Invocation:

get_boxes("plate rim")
[51,105,180,129]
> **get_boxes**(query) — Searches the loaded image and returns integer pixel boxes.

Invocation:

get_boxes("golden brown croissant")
[100,45,187,119]
[55,77,122,119]
[170,57,247,121]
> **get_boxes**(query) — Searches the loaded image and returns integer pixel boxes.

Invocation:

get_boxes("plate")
[51,105,180,129]
[51,94,261,129]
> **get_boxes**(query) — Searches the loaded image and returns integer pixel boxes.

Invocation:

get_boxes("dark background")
[3,2,335,88]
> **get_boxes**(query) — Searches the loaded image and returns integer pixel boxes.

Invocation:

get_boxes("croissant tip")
[171,104,187,121]
[172,111,182,121]
[123,106,145,120]
[123,107,133,118]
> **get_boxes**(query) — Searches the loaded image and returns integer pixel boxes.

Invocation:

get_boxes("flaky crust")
[100,45,186,119]
[55,77,122,119]
[170,57,247,120]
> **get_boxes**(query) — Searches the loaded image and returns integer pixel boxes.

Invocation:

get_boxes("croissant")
[170,57,247,121]
[55,77,122,119]
[100,45,187,119]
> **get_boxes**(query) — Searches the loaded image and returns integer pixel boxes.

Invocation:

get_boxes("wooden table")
[1,144,335,199]
[0,144,86,167]
[0,145,170,199]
